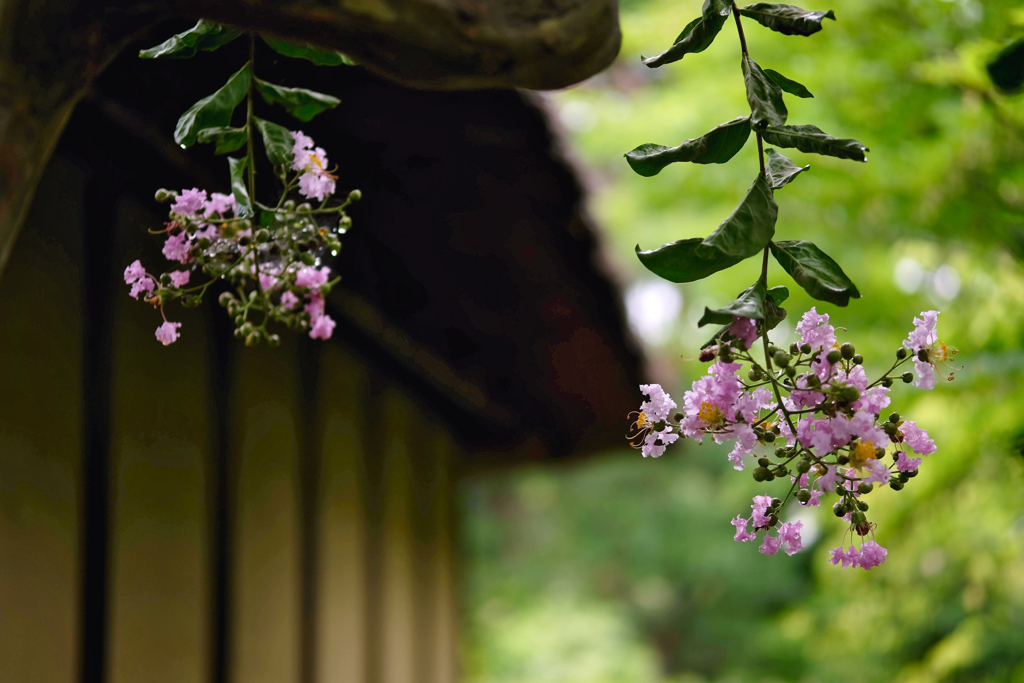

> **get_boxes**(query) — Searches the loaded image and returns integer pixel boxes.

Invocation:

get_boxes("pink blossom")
[828,546,848,567]
[726,423,758,470]
[309,313,336,340]
[778,521,804,555]
[731,515,756,542]
[904,310,939,351]
[640,383,677,423]
[259,273,278,291]
[295,266,331,289]
[853,385,891,415]
[305,291,326,319]
[171,188,207,216]
[280,291,299,310]
[759,535,782,556]
[912,358,936,390]
[751,495,772,528]
[895,452,921,472]
[298,173,336,202]
[291,130,315,166]
[858,541,887,569]
[124,260,145,284]
[169,270,190,287]
[863,458,891,486]
[155,321,181,345]
[162,232,191,263]
[796,307,836,350]
[194,224,219,242]
[817,464,843,493]
[729,316,758,349]
[129,277,155,300]
[901,420,936,456]
[800,489,823,507]
[204,192,235,216]
[642,427,679,458]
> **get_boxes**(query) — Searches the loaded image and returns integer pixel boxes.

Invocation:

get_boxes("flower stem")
[246,33,256,207]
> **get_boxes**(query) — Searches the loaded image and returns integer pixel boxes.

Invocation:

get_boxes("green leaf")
[764,68,813,98]
[767,285,789,306]
[259,211,276,227]
[698,279,768,327]
[139,20,242,59]
[987,38,1024,94]
[764,148,809,189]
[742,55,788,130]
[253,77,340,122]
[739,3,836,36]
[195,126,247,155]
[635,175,777,283]
[701,174,778,259]
[770,240,861,306]
[253,117,294,167]
[765,298,788,330]
[762,124,867,162]
[625,117,751,176]
[174,63,251,148]
[642,0,732,68]
[228,155,252,219]
[261,35,357,66]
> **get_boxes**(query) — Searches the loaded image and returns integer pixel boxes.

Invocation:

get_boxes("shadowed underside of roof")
[58,25,643,464]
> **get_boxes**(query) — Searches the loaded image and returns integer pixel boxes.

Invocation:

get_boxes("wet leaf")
[228,155,252,218]
[698,279,768,326]
[174,63,250,148]
[770,240,861,305]
[642,0,732,68]
[739,3,836,36]
[139,20,242,59]
[261,35,357,66]
[625,117,751,176]
[765,148,809,189]
[254,77,340,122]
[196,126,247,155]
[743,55,788,130]
[763,124,867,161]
[253,117,293,167]
[764,68,813,98]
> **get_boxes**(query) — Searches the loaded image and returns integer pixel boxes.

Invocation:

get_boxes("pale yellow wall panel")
[232,342,302,683]
[107,198,211,683]
[0,159,83,683]
[316,344,368,683]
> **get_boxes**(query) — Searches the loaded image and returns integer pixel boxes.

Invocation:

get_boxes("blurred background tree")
[460,0,1024,681]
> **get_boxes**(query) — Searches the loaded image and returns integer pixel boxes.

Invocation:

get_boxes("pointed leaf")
[635,175,777,283]
[765,299,788,330]
[625,117,751,176]
[253,117,294,167]
[642,0,732,68]
[698,279,768,327]
[253,77,340,122]
[701,174,778,259]
[228,155,252,219]
[739,3,836,36]
[174,63,250,148]
[987,38,1024,94]
[764,68,813,98]
[261,35,357,66]
[763,124,867,161]
[742,55,788,130]
[770,240,861,306]
[196,126,247,155]
[767,285,789,305]
[139,20,242,59]
[636,239,743,284]
[764,148,809,189]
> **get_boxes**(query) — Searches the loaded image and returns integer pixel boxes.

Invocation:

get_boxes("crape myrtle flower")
[628,310,956,569]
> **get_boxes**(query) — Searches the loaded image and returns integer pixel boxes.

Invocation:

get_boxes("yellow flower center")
[698,401,725,428]
[635,411,648,430]
[849,441,878,469]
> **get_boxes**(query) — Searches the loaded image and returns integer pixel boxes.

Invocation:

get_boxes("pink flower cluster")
[291,131,336,202]
[630,309,955,570]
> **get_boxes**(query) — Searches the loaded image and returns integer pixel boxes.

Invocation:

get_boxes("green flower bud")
[748,368,762,382]
[840,386,860,402]
[784,366,796,379]
[673,413,684,422]
[775,447,787,457]
[239,322,254,336]
[890,481,904,491]
[834,506,846,517]
[773,466,788,477]
[883,422,898,436]
[797,459,811,474]
[758,458,771,467]
[297,203,313,213]
[852,354,864,365]
[773,350,790,367]
[857,501,869,511]
[896,347,907,360]
[882,378,894,388]
[348,189,362,202]
[906,469,919,478]
[837,454,849,465]
[767,344,778,357]
[219,292,235,308]
[917,349,929,362]
[653,420,666,432]
[841,342,855,360]
[827,349,842,364]
[764,432,776,443]
[796,489,811,503]
[901,372,914,383]
[245,332,259,346]
[771,498,782,508]
[256,229,271,244]
[800,343,812,354]
[753,467,770,482]
[268,334,281,348]
[154,188,176,203]
[789,343,800,355]
[851,511,866,524]
[283,199,296,211]
[765,472,776,482]
[300,252,317,266]
[857,482,873,494]
[198,237,211,249]
[888,412,900,423]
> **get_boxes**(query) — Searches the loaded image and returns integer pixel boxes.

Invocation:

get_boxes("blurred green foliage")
[461,1,1024,681]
